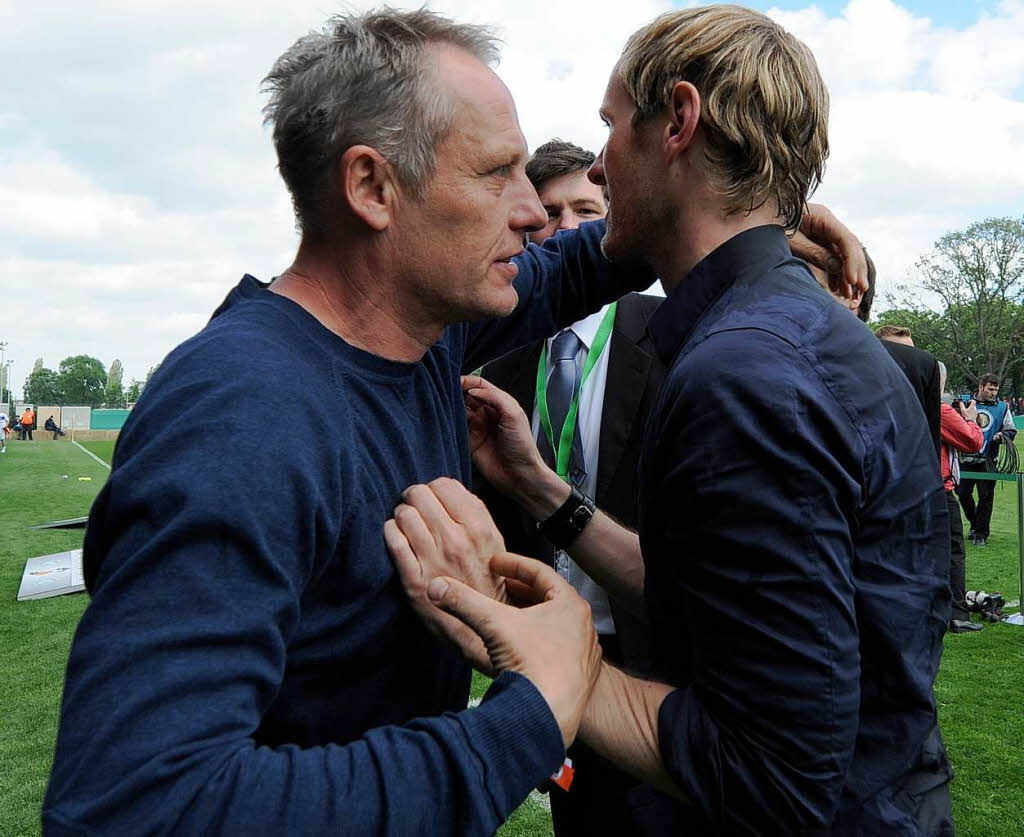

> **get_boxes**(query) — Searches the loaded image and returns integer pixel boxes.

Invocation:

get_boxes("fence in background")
[959,469,1024,610]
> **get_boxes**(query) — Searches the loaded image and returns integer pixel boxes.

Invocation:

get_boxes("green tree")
[125,379,143,403]
[105,359,125,407]
[57,355,107,406]
[886,217,1024,393]
[24,367,62,404]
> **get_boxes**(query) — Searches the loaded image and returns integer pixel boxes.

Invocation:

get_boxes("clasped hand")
[385,476,601,747]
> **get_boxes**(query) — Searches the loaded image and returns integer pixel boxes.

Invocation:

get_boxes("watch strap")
[537,485,596,549]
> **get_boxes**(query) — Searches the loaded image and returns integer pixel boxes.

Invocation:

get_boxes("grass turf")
[2,438,1022,836]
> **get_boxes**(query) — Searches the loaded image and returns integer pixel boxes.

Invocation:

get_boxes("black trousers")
[550,633,645,837]
[956,476,995,539]
[946,492,968,621]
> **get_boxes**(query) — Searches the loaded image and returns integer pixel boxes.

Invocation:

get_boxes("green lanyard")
[536,302,617,482]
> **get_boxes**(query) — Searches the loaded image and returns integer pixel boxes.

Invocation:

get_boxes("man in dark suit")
[478,140,665,837]
[874,324,941,462]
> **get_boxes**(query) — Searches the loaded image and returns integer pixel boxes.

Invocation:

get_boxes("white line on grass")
[73,441,111,471]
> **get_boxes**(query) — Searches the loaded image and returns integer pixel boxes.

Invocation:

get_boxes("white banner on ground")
[17,550,85,601]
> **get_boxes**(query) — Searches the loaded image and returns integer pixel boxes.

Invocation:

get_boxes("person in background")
[0,409,8,453]
[478,138,664,836]
[874,325,941,463]
[45,415,66,439]
[937,362,986,633]
[19,406,34,441]
[956,373,1017,546]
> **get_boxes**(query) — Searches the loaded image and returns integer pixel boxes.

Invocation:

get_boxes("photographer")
[957,373,1016,546]
[939,363,985,632]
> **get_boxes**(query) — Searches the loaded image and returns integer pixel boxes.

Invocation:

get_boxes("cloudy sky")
[1,0,1022,397]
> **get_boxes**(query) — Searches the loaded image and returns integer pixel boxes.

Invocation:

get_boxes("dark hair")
[525,139,596,192]
[979,373,1000,388]
[857,248,876,322]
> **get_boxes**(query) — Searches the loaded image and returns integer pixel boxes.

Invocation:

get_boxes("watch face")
[571,506,594,528]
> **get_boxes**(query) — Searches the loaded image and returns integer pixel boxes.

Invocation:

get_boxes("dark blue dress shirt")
[640,226,952,835]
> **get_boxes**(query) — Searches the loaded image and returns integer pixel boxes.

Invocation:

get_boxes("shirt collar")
[647,225,791,365]
[548,303,612,352]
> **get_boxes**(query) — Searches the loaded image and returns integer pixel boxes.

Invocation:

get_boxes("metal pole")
[1017,472,1024,608]
[0,341,7,407]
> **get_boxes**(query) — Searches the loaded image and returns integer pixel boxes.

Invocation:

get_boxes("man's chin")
[600,228,628,264]
[463,287,519,322]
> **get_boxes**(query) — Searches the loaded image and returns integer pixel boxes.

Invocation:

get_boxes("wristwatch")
[537,485,596,549]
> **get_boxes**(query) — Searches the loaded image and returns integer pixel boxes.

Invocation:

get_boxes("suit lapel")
[596,298,654,505]
[482,342,543,416]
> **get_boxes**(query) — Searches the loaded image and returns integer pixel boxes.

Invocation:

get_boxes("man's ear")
[665,81,701,162]
[337,145,395,232]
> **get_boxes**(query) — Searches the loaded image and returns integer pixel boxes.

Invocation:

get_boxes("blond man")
[391,6,953,835]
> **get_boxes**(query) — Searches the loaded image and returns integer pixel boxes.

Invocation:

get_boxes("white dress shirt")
[530,304,615,634]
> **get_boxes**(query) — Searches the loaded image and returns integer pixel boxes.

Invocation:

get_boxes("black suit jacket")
[477,293,666,673]
[880,340,941,466]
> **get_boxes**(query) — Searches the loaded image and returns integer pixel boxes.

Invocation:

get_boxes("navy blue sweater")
[44,222,649,836]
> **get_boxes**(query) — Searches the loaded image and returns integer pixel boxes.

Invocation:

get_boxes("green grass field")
[1,438,1022,836]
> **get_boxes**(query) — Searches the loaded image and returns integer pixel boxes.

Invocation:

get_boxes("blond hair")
[874,325,912,340]
[618,4,828,230]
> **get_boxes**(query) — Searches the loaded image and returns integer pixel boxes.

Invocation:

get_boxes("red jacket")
[940,403,984,492]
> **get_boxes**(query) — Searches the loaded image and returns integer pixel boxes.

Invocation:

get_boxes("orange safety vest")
[22,410,34,426]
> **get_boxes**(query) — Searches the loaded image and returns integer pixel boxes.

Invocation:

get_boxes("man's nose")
[588,150,606,186]
[511,178,547,235]
[557,211,581,233]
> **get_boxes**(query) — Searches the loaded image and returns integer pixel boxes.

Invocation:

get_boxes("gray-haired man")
[44,11,643,835]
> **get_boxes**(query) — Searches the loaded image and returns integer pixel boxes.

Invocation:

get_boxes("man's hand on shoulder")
[791,203,867,299]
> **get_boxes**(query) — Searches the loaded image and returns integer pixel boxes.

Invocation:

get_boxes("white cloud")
[0,0,1022,395]
[769,0,1024,301]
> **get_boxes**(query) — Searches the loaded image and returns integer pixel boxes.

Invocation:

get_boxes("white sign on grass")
[17,549,85,601]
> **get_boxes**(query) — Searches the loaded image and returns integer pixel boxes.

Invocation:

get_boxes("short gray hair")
[262,8,500,236]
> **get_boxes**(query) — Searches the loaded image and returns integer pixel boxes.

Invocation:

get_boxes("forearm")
[515,466,646,616]
[579,662,684,800]
[48,645,562,836]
